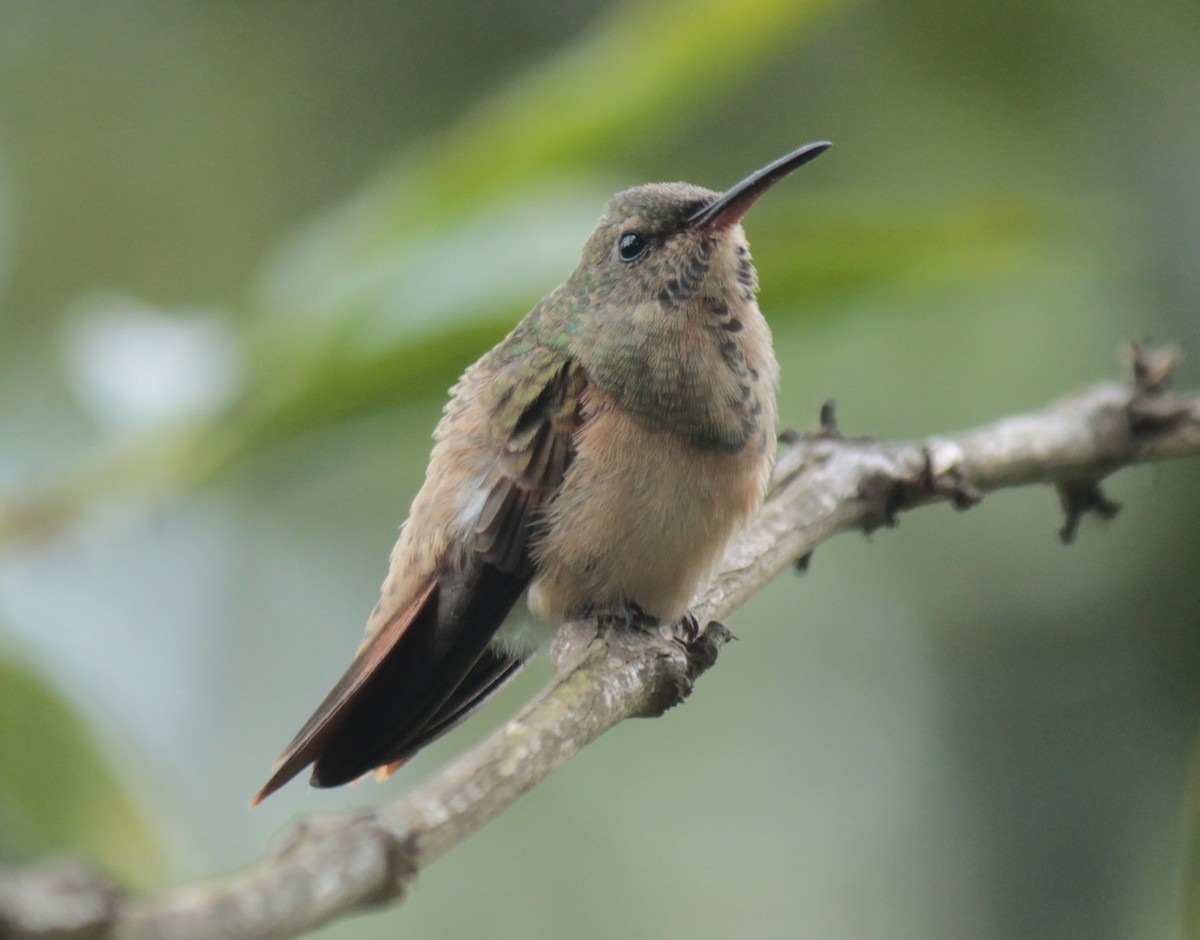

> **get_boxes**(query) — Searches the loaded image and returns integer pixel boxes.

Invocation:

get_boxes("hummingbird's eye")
[617,231,649,262]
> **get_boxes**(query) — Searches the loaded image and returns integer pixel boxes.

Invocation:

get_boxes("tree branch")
[3,346,1198,940]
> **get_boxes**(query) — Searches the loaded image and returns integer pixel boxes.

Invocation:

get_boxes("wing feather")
[253,353,587,802]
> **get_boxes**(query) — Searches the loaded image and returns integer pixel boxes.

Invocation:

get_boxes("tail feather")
[396,648,526,756]
[368,648,526,783]
[252,558,528,806]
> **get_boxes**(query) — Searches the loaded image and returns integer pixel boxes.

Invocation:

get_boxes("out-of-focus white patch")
[63,295,242,432]
[492,599,556,657]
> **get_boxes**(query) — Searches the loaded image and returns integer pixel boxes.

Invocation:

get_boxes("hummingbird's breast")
[527,378,775,625]
[528,259,779,623]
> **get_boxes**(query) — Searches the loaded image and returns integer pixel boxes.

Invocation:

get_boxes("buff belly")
[521,386,772,635]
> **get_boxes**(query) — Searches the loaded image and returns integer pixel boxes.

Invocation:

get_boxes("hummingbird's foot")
[590,604,705,647]
[592,601,658,632]
[676,611,701,644]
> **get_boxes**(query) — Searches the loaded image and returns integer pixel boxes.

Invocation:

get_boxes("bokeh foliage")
[0,650,160,883]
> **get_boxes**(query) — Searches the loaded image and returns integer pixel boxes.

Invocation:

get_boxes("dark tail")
[252,560,528,805]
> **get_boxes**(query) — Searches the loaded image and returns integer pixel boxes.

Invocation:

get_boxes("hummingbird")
[252,141,831,805]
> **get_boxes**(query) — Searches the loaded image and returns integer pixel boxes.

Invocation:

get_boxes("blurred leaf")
[0,192,1053,550]
[0,648,162,884]
[1,0,852,546]
[0,0,1057,549]
[239,193,1052,452]
[255,0,851,334]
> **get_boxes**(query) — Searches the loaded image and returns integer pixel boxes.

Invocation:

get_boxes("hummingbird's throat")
[646,230,754,309]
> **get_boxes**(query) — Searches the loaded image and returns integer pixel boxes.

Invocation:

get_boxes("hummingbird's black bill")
[688,140,832,232]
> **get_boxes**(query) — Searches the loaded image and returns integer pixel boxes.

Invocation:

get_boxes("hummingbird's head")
[572,182,733,308]
[556,143,829,449]
[567,142,831,310]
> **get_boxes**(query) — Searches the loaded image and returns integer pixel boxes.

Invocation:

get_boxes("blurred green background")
[1,1,1199,937]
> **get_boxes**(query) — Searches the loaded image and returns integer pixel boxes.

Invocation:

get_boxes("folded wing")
[252,355,586,804]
